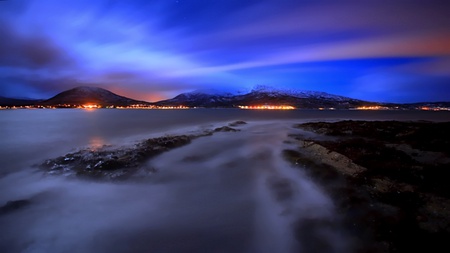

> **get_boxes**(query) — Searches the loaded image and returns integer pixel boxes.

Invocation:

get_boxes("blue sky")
[1,0,450,102]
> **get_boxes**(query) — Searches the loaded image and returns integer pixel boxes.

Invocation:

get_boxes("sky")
[0,0,450,103]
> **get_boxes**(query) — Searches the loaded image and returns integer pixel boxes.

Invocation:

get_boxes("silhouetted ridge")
[42,86,148,106]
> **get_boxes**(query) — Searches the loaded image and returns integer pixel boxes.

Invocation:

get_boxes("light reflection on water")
[88,136,106,150]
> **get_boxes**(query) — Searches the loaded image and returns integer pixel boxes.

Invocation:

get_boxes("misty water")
[1,109,449,253]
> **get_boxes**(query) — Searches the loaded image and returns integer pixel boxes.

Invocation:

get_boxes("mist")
[2,110,449,252]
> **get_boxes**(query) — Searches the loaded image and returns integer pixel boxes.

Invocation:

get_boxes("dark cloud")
[0,73,79,99]
[0,22,75,69]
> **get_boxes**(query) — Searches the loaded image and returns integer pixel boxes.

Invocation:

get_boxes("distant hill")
[41,86,149,106]
[0,96,42,106]
[405,101,450,108]
[156,85,373,109]
[2,85,449,109]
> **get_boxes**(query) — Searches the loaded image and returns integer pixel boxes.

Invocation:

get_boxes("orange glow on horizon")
[109,87,166,102]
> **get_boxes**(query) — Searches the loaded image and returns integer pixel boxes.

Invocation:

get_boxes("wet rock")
[296,120,450,155]
[228,120,247,127]
[39,125,240,180]
[298,140,366,177]
[39,135,195,180]
[387,143,450,165]
[214,126,240,132]
[0,200,31,215]
[288,120,450,252]
[418,194,450,233]
[141,135,191,150]
[266,177,294,201]
[293,217,349,253]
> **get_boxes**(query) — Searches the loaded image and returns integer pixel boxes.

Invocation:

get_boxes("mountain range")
[1,85,449,109]
[155,85,370,109]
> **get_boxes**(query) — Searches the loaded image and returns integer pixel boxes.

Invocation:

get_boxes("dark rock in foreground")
[0,200,31,215]
[40,135,196,180]
[228,120,247,127]
[287,120,450,253]
[39,123,243,180]
[214,126,240,132]
[297,120,450,155]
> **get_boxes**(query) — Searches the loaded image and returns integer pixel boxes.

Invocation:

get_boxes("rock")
[214,126,240,132]
[142,135,191,149]
[0,200,31,215]
[387,143,450,164]
[228,120,247,127]
[289,120,450,252]
[39,135,195,180]
[266,177,294,202]
[419,194,450,233]
[371,178,395,193]
[39,127,239,180]
[299,140,366,177]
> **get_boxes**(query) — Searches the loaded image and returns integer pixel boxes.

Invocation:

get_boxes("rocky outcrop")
[0,200,31,215]
[288,120,450,252]
[40,135,193,180]
[39,123,242,180]
[214,126,240,132]
[298,140,366,177]
[228,120,247,127]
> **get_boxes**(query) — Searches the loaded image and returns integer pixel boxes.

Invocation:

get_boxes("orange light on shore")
[355,106,388,110]
[158,105,189,109]
[82,104,99,109]
[238,105,295,110]
[420,106,449,111]
[115,105,189,109]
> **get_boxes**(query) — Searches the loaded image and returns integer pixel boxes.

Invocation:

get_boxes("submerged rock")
[228,120,247,127]
[0,200,31,215]
[214,126,240,132]
[40,135,193,180]
[39,125,239,180]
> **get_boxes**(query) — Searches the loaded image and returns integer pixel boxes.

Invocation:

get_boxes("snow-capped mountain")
[156,91,235,107]
[156,85,368,108]
[182,88,246,98]
[249,85,353,101]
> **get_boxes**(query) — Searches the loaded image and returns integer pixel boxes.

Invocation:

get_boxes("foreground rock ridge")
[38,122,244,180]
[285,120,450,253]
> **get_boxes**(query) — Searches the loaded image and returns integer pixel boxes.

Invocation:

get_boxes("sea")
[1,109,449,253]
